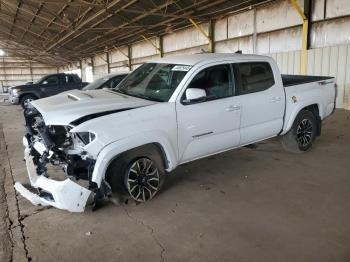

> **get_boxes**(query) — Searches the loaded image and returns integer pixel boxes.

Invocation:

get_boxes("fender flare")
[19,92,40,102]
[281,100,323,135]
[90,132,178,187]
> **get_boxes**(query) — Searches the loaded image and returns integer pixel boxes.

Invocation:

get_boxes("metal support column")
[127,45,132,71]
[252,8,257,54]
[91,56,94,79]
[189,19,213,53]
[79,60,83,80]
[208,20,215,53]
[159,35,164,57]
[291,0,311,75]
[29,60,33,82]
[106,51,111,73]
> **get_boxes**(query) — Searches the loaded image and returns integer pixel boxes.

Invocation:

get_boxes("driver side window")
[182,64,233,103]
[42,76,59,85]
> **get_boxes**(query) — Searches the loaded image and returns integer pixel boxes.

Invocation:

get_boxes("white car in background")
[15,53,336,212]
[82,72,129,91]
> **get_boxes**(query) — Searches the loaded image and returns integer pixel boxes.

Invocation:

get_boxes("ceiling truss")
[0,0,270,66]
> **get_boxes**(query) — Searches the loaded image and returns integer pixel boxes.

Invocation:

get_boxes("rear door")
[176,63,241,163]
[233,61,285,145]
[62,74,80,91]
[39,75,61,97]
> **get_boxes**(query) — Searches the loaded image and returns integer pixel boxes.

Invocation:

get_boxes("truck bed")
[282,75,333,87]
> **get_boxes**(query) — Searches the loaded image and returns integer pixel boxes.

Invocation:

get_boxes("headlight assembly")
[12,89,18,96]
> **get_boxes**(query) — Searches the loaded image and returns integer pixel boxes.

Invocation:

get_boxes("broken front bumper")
[14,139,92,212]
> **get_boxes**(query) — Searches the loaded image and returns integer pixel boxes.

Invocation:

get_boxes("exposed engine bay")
[14,106,111,212]
[24,107,95,183]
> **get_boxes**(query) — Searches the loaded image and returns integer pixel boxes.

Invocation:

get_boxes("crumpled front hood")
[31,89,157,125]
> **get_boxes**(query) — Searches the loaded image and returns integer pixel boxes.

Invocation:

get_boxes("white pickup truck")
[15,54,336,212]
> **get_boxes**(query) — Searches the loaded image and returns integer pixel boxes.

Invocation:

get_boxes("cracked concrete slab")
[1,101,350,262]
[0,167,12,262]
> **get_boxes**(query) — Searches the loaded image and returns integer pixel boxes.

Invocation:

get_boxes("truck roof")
[152,53,271,66]
[45,73,77,76]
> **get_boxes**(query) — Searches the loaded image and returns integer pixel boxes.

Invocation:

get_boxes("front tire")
[107,146,166,202]
[281,110,317,153]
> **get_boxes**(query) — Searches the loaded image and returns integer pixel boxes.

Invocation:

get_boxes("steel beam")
[78,0,211,54]
[159,35,164,58]
[141,35,162,55]
[189,18,213,53]
[79,60,83,80]
[73,1,175,51]
[1,1,68,29]
[56,0,137,49]
[106,52,111,74]
[29,61,34,82]
[91,56,94,79]
[46,0,122,51]
[291,0,310,75]
[208,19,215,53]
[127,45,132,71]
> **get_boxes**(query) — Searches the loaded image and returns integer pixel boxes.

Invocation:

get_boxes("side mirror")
[184,88,206,103]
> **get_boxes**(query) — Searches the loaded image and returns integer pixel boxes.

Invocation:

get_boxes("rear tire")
[20,95,36,109]
[281,110,317,153]
[106,146,166,202]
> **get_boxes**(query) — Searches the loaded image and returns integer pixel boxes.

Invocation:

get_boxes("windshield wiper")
[130,93,163,102]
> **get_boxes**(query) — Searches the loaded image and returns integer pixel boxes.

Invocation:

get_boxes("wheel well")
[151,143,169,170]
[19,93,38,102]
[302,104,322,136]
[105,143,169,177]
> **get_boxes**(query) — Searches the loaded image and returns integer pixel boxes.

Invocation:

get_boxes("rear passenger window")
[237,62,275,95]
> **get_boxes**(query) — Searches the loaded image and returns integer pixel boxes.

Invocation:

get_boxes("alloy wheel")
[126,157,160,202]
[296,119,313,147]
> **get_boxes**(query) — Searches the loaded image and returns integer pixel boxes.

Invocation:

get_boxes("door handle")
[226,105,241,112]
[271,97,281,103]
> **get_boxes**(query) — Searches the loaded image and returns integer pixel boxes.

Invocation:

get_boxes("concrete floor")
[0,101,350,262]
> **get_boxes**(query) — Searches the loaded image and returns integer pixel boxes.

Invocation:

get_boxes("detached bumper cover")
[14,147,92,212]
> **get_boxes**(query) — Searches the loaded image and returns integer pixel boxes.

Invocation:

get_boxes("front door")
[176,63,241,163]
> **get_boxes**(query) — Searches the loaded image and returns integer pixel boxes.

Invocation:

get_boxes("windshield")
[83,76,110,90]
[114,63,190,102]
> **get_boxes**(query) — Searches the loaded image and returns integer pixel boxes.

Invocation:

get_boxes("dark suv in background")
[8,73,89,108]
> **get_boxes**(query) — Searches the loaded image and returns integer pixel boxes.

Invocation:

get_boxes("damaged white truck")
[15,54,336,212]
